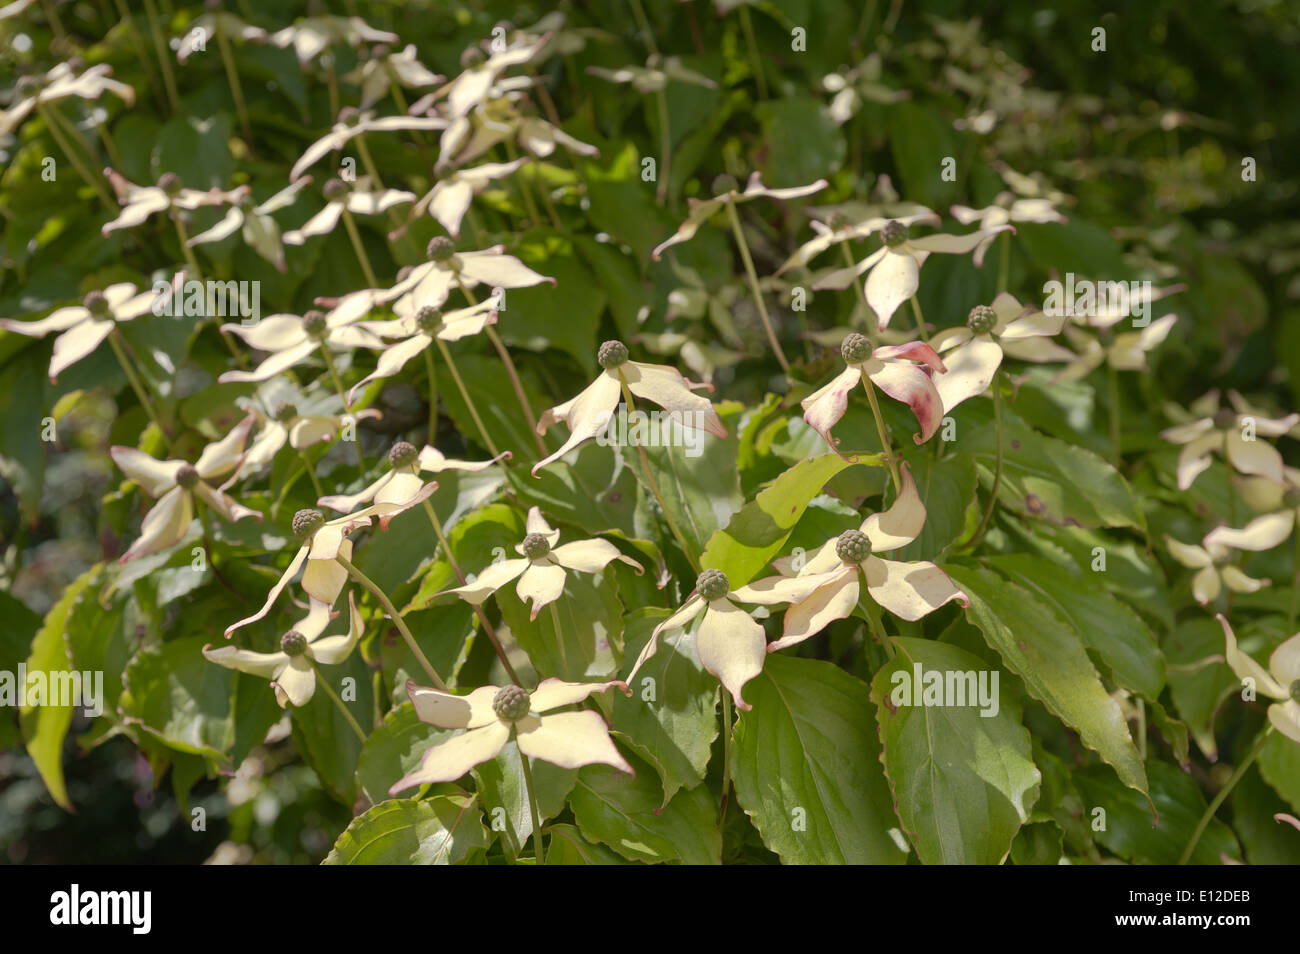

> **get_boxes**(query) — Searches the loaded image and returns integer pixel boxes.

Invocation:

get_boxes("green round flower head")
[280,630,308,657]
[338,106,361,127]
[967,304,997,336]
[1291,679,1300,704]
[175,465,200,490]
[840,332,871,364]
[323,177,349,201]
[461,46,486,69]
[836,528,872,564]
[711,173,740,196]
[388,440,418,470]
[521,532,551,560]
[292,508,325,539]
[273,401,298,423]
[1213,408,1237,430]
[426,236,456,263]
[881,220,909,248]
[415,306,443,335]
[157,172,183,197]
[492,684,531,722]
[83,290,112,321]
[302,310,328,339]
[697,568,730,601]
[597,340,629,369]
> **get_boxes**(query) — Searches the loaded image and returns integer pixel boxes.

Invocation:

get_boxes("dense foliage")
[2,0,1299,865]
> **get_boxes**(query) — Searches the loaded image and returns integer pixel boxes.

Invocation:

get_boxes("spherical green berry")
[835,529,872,564]
[292,508,325,539]
[302,310,327,339]
[83,290,111,320]
[697,568,730,601]
[967,305,997,335]
[280,630,308,657]
[881,220,909,248]
[426,236,456,263]
[175,465,200,490]
[597,340,629,369]
[388,441,418,470]
[323,178,349,201]
[492,684,531,722]
[840,332,871,364]
[521,532,551,560]
[415,306,443,335]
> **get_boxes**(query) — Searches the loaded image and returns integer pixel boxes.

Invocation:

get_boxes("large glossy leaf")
[473,739,577,861]
[119,635,235,761]
[871,637,1039,864]
[944,565,1150,805]
[324,795,488,864]
[731,654,907,864]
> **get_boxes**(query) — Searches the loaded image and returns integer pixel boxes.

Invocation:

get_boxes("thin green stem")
[37,104,116,209]
[861,375,901,493]
[486,328,547,459]
[422,346,439,444]
[341,208,379,288]
[908,295,930,343]
[967,370,1005,548]
[1290,530,1300,633]
[737,5,768,100]
[1179,728,1271,865]
[719,692,733,826]
[320,347,365,469]
[435,338,501,458]
[107,330,171,447]
[311,660,367,743]
[1136,698,1147,762]
[996,231,1011,295]
[336,553,446,689]
[725,200,789,375]
[418,497,522,686]
[548,600,571,680]
[214,22,252,142]
[141,0,182,113]
[618,378,701,573]
[1108,361,1122,466]
[517,740,546,866]
[654,88,672,206]
[299,450,325,500]
[112,0,165,111]
[841,241,873,338]
[863,599,895,660]
[354,133,384,191]
[627,0,659,55]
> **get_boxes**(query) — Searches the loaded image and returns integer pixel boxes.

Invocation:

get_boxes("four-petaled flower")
[403,159,527,239]
[814,218,1014,329]
[949,193,1067,266]
[1160,389,1299,490]
[289,108,447,181]
[222,399,381,489]
[101,169,239,236]
[204,595,363,708]
[733,464,968,652]
[532,339,727,476]
[318,440,510,513]
[110,417,261,563]
[802,333,947,453]
[284,176,414,247]
[217,294,385,385]
[0,62,134,136]
[652,172,827,261]
[1216,615,1300,745]
[390,677,633,792]
[1165,533,1269,606]
[929,295,1068,413]
[441,506,642,619]
[188,179,315,272]
[268,15,398,66]
[343,43,444,109]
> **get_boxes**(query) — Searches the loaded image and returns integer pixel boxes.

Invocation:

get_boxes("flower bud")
[492,684,531,722]
[835,529,872,564]
[521,532,551,560]
[967,305,997,336]
[597,340,629,369]
[157,172,182,197]
[840,332,871,364]
[426,236,456,263]
[323,177,349,201]
[175,465,200,490]
[881,220,908,248]
[280,630,308,657]
[415,306,443,335]
[274,401,298,423]
[388,440,419,470]
[696,568,730,601]
[292,508,325,539]
[83,290,112,320]
[302,310,328,339]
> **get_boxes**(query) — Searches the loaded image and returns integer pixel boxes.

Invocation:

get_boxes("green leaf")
[1257,730,1300,815]
[496,570,625,681]
[20,567,97,809]
[756,96,845,187]
[896,450,977,561]
[570,754,721,864]
[702,453,867,585]
[119,636,235,761]
[1074,761,1239,865]
[0,353,49,523]
[356,702,454,805]
[613,608,720,808]
[501,229,606,376]
[870,638,1040,864]
[323,795,488,865]
[888,101,960,209]
[732,654,907,864]
[1162,617,1239,761]
[544,823,630,865]
[943,565,1150,805]
[963,415,1142,529]
[289,651,374,805]
[986,553,1165,699]
[157,113,234,190]
[473,739,577,861]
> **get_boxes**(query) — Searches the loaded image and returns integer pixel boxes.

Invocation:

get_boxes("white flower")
[1159,390,1299,490]
[176,12,268,63]
[404,159,527,239]
[111,417,261,563]
[187,179,315,272]
[437,34,550,119]
[532,340,727,477]
[1216,615,1300,745]
[587,55,716,94]
[268,16,398,66]
[101,170,239,236]
[441,506,642,620]
[1164,533,1269,606]
[317,439,509,513]
[949,193,1066,265]
[0,63,134,136]
[289,109,448,181]
[389,677,632,792]
[204,595,363,708]
[342,44,444,109]
[221,399,382,489]
[378,240,555,310]
[283,176,414,246]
